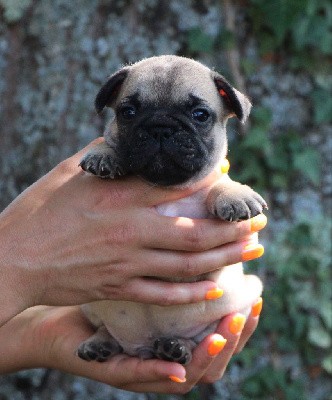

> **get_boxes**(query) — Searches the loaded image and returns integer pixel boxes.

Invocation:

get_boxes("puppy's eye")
[192,108,210,122]
[121,105,136,119]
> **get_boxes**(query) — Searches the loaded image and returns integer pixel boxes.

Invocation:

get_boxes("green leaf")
[271,173,288,189]
[319,299,332,329]
[308,317,332,348]
[293,149,321,185]
[322,354,332,374]
[252,107,273,126]
[243,127,270,150]
[243,378,261,396]
[217,29,236,50]
[313,88,332,123]
[187,28,215,53]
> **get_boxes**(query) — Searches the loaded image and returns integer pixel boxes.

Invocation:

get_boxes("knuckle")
[156,292,176,306]
[201,374,221,384]
[234,219,251,239]
[106,221,138,246]
[183,224,208,251]
[55,159,73,176]
[106,185,133,207]
[179,254,200,277]
[172,384,193,395]
[156,285,188,306]
[98,283,124,300]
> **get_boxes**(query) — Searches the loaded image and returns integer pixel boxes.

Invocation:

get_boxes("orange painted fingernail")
[229,313,246,335]
[221,158,230,174]
[241,244,264,262]
[207,335,227,356]
[169,375,186,383]
[250,214,267,232]
[205,288,224,300]
[251,297,263,317]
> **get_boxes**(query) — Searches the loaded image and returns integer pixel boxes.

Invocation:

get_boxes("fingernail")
[169,375,186,383]
[221,158,230,174]
[205,288,224,300]
[229,313,246,335]
[251,297,263,317]
[250,214,267,232]
[207,335,227,356]
[241,244,264,262]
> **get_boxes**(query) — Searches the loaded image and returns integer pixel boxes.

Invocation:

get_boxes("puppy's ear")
[213,73,252,123]
[95,68,129,114]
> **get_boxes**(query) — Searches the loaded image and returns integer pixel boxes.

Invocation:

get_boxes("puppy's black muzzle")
[119,113,210,186]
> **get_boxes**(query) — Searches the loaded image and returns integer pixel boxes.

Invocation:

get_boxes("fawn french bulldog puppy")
[78,55,267,364]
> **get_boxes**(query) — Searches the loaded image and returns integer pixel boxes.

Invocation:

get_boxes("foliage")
[248,0,332,58]
[186,0,332,124]
[225,89,330,399]
[235,216,332,399]
[228,107,321,194]
[248,0,332,124]
[224,64,330,398]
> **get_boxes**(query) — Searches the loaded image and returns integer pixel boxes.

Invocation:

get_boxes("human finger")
[108,277,224,306]
[138,237,263,280]
[184,333,227,386]
[96,246,262,305]
[96,356,185,389]
[140,212,267,252]
[38,307,187,391]
[199,313,246,383]
[234,297,262,353]
[128,333,228,394]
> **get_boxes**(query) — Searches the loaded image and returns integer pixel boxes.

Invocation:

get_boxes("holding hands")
[0,299,262,393]
[0,139,266,393]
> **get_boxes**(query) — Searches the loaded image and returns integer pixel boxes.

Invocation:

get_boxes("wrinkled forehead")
[121,60,220,107]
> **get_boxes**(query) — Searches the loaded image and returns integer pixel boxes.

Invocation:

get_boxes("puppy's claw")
[213,186,267,222]
[80,153,122,179]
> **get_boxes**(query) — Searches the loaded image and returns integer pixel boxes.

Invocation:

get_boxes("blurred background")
[0,0,331,399]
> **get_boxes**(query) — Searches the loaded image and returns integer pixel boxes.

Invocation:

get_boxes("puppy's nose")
[148,126,175,140]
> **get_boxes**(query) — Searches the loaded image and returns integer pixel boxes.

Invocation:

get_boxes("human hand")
[0,138,267,325]
[129,297,263,393]
[0,300,262,393]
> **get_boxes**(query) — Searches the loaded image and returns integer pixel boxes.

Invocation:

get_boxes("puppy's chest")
[156,188,213,283]
[156,188,211,219]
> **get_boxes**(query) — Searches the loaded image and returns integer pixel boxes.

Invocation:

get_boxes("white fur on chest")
[156,188,211,218]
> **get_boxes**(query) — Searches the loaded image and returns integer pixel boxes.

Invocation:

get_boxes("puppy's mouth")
[123,117,210,186]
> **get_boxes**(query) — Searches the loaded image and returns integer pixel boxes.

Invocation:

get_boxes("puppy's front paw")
[80,152,123,178]
[79,142,124,178]
[211,184,267,222]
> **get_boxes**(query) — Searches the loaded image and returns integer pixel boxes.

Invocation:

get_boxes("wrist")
[0,221,36,325]
[0,307,46,373]
[0,262,31,326]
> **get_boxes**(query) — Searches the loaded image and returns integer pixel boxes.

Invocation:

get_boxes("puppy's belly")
[83,265,262,355]
[82,186,262,355]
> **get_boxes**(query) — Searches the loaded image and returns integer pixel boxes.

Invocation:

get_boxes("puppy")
[78,55,267,364]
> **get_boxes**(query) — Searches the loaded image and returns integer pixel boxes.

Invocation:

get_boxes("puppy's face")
[95,56,251,186]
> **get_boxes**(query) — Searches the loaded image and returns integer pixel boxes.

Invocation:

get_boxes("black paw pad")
[77,341,122,362]
[153,337,192,365]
